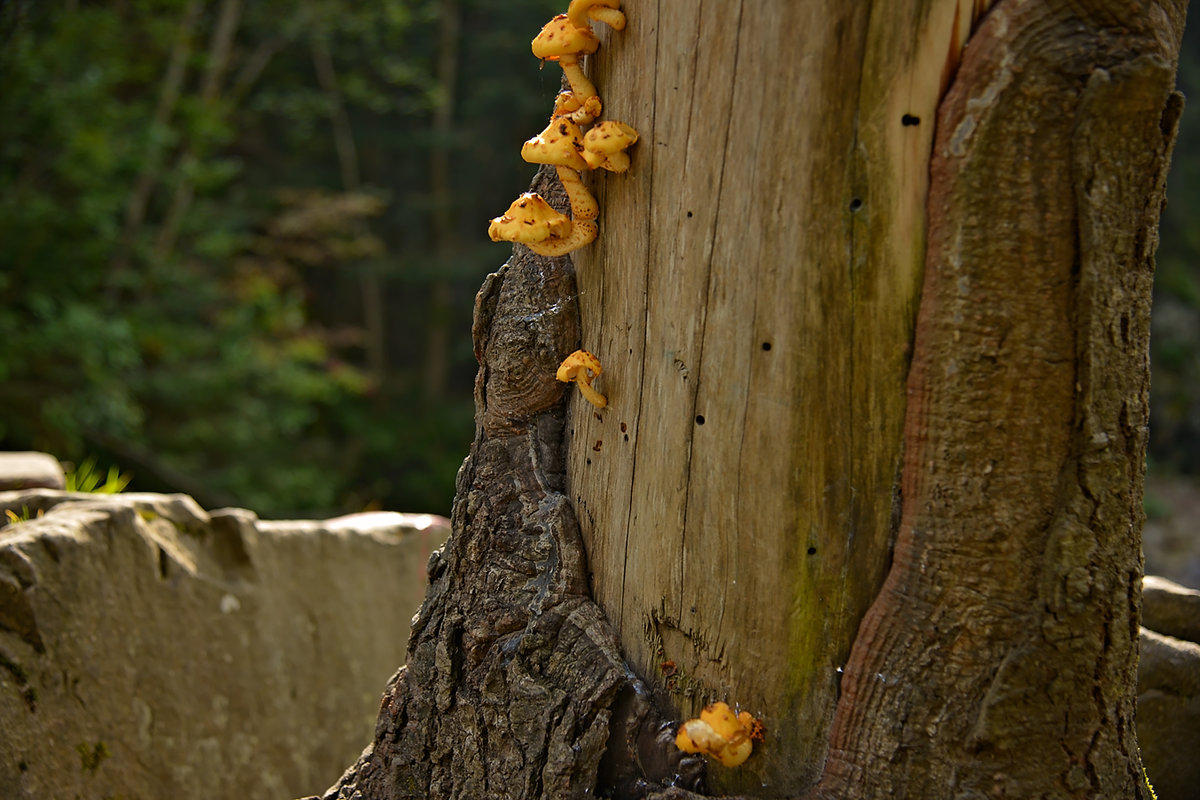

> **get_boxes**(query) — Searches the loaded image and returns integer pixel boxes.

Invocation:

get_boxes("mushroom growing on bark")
[582,120,639,172]
[488,192,597,258]
[521,118,599,223]
[675,702,762,768]
[556,350,607,409]
[532,14,601,101]
[553,90,603,125]
[487,193,571,245]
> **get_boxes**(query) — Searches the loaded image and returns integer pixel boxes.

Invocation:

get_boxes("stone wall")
[0,488,448,799]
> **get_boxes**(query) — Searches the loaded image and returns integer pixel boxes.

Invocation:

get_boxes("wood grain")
[571,1,991,794]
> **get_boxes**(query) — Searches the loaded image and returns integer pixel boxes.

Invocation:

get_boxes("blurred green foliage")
[64,457,133,494]
[1151,19,1200,474]
[0,0,561,517]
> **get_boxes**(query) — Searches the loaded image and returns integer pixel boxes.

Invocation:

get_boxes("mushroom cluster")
[488,0,639,258]
[675,702,765,768]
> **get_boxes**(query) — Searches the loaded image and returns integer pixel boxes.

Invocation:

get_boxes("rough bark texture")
[314,167,705,800]
[816,1,1188,798]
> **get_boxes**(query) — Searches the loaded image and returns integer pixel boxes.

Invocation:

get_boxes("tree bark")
[817,3,1188,797]
[313,1,1188,798]
[314,168,705,800]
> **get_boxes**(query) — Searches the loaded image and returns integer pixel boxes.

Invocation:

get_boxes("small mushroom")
[556,350,607,409]
[553,90,603,125]
[582,120,639,172]
[532,14,600,101]
[488,192,596,257]
[521,117,589,172]
[674,702,761,768]
[567,0,625,32]
[488,193,571,245]
[519,119,598,222]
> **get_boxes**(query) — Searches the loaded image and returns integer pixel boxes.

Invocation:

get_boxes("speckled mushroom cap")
[531,14,599,61]
[582,121,639,171]
[487,193,571,244]
[522,117,589,172]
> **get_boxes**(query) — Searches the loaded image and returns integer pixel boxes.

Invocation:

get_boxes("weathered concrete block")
[1138,622,1200,800]
[0,453,65,491]
[1143,574,1200,644]
[0,489,448,799]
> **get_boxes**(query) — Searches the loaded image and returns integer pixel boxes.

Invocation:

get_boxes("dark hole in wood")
[695,415,706,425]
[849,198,863,212]
[901,113,920,126]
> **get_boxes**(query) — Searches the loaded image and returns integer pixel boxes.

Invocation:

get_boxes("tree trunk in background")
[154,0,244,260]
[109,0,203,277]
[317,1,1188,798]
[814,3,1186,796]
[425,0,462,403]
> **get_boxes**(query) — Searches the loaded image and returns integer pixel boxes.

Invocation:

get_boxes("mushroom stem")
[558,56,597,103]
[575,378,608,409]
[527,219,597,257]
[587,6,625,30]
[556,165,598,221]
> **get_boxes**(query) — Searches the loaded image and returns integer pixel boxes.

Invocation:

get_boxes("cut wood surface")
[569,1,990,793]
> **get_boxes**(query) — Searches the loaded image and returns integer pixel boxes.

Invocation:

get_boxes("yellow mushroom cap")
[553,91,603,125]
[532,14,599,61]
[556,349,602,382]
[582,121,639,172]
[556,350,607,409]
[488,193,571,244]
[522,118,589,172]
[673,702,758,768]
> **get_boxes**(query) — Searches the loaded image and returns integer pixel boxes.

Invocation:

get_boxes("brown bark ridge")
[311,166,705,800]
[816,1,1188,798]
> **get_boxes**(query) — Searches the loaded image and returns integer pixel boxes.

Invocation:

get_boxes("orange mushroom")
[532,14,600,101]
[519,118,599,222]
[553,90,603,125]
[521,117,589,172]
[487,193,571,245]
[674,702,761,768]
[567,0,625,32]
[488,192,596,257]
[556,350,607,409]
[582,120,639,172]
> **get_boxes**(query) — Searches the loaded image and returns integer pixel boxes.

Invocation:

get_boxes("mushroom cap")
[582,121,639,171]
[556,349,603,382]
[488,193,571,244]
[532,14,599,61]
[522,118,589,171]
[553,90,603,124]
[673,702,756,768]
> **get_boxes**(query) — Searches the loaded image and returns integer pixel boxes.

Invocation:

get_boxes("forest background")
[0,0,1197,520]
